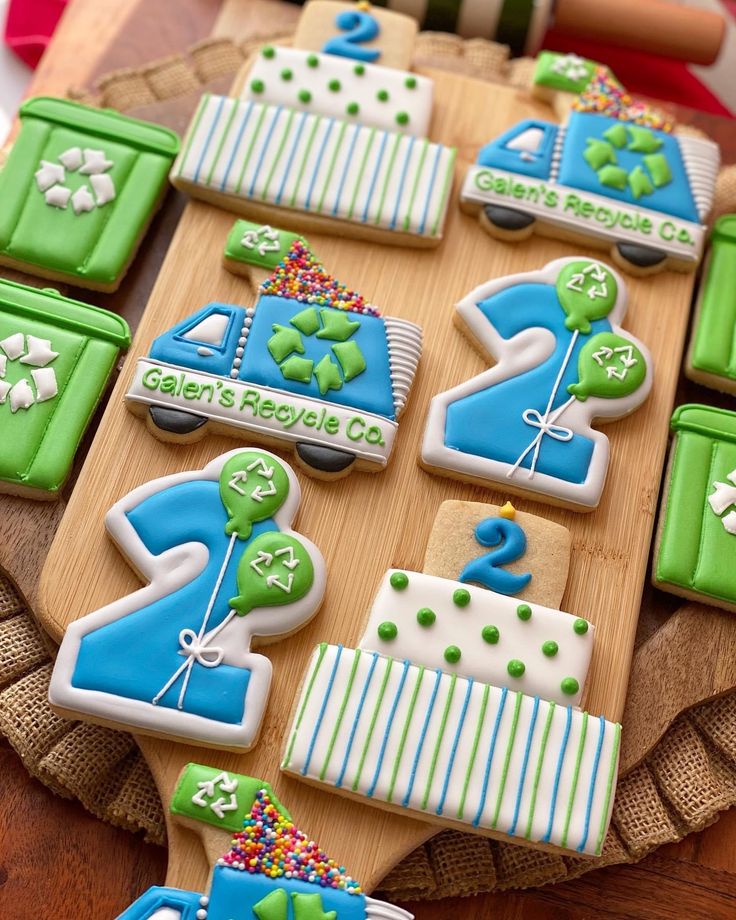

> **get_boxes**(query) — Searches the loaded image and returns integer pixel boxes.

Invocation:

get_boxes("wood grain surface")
[2,0,736,917]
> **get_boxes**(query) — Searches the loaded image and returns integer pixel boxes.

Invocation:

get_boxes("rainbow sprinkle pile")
[259,240,379,316]
[217,788,362,895]
[573,67,673,132]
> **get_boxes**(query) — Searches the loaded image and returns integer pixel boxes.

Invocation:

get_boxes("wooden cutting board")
[37,43,697,894]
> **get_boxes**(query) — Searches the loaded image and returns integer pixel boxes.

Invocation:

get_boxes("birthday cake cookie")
[654,405,736,612]
[126,240,422,479]
[0,97,179,291]
[0,279,130,499]
[119,762,412,919]
[282,502,621,856]
[48,448,326,751]
[460,68,719,274]
[420,257,652,511]
[170,1,455,247]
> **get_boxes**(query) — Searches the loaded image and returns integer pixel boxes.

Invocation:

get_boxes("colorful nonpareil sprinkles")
[218,789,362,894]
[573,67,673,132]
[260,240,379,315]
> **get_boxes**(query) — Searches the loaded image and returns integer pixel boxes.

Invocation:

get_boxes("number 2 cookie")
[282,501,621,857]
[170,1,456,247]
[49,448,326,751]
[420,257,652,511]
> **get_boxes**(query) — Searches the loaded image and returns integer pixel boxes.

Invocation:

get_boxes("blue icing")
[444,282,612,485]
[476,119,559,180]
[558,112,698,222]
[207,866,368,920]
[117,886,202,919]
[459,517,531,595]
[241,295,396,420]
[71,479,281,725]
[150,303,247,377]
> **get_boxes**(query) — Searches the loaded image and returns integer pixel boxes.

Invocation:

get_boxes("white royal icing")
[0,332,59,412]
[709,469,736,535]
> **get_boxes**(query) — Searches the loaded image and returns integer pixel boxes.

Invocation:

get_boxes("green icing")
[280,355,314,384]
[299,89,312,104]
[561,676,580,695]
[390,571,409,590]
[0,279,129,495]
[628,165,654,199]
[396,112,409,126]
[377,89,389,102]
[268,324,305,363]
[223,220,307,270]
[542,640,558,657]
[644,152,672,188]
[219,450,289,540]
[556,259,618,333]
[0,97,179,289]
[290,307,321,336]
[516,603,532,621]
[444,645,462,664]
[568,331,647,402]
[573,618,589,635]
[598,164,629,190]
[482,625,500,644]
[603,123,628,148]
[307,54,319,67]
[347,102,360,116]
[316,310,360,341]
[690,217,736,383]
[583,139,617,171]
[627,125,663,154]
[453,588,471,607]
[532,50,597,93]
[332,340,366,381]
[416,607,436,627]
[291,893,337,920]
[251,79,265,94]
[354,64,365,76]
[253,890,288,920]
[281,68,293,81]
[313,354,343,394]
[170,762,290,833]
[262,46,276,59]
[405,76,417,89]
[507,659,525,678]
[229,530,314,615]
[378,621,398,640]
[328,79,341,92]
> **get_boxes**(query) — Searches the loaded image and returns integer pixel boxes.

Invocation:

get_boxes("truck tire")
[148,406,208,437]
[615,242,667,271]
[482,204,536,234]
[296,442,356,475]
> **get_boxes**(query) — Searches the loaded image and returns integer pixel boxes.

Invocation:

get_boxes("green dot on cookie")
[573,618,589,635]
[444,645,462,664]
[377,621,398,641]
[542,640,559,657]
[517,603,532,621]
[561,677,579,695]
[453,588,470,607]
[507,659,525,678]
[482,625,499,644]
[416,607,436,627]
[390,572,409,590]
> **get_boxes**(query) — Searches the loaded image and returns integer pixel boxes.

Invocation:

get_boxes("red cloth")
[4,0,68,69]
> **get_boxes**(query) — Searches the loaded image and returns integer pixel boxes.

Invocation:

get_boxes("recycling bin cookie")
[0,279,130,499]
[0,97,180,291]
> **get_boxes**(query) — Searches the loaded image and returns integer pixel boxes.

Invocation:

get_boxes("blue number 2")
[322,10,381,63]
[459,517,532,596]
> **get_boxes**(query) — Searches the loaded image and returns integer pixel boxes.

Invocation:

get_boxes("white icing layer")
[172,94,455,240]
[242,46,433,137]
[282,644,620,856]
[359,570,593,706]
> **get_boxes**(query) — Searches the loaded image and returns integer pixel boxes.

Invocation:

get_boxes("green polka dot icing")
[516,603,532,621]
[280,69,293,81]
[573,618,589,635]
[390,571,409,591]
[354,64,365,76]
[378,621,398,641]
[262,46,276,59]
[347,102,360,116]
[482,625,500,644]
[444,645,461,664]
[417,607,436,627]
[328,79,341,92]
[396,112,409,126]
[250,79,265,94]
[307,54,319,68]
[542,640,559,657]
[298,89,312,104]
[507,659,525,678]
[377,89,389,102]
[453,588,471,607]
[561,677,580,695]
[405,76,417,89]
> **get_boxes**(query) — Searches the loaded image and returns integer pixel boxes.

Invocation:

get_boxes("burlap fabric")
[4,33,736,899]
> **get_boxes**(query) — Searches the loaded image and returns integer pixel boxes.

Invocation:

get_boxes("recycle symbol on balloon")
[34,146,116,215]
[583,123,673,201]
[267,305,367,396]
[0,332,59,414]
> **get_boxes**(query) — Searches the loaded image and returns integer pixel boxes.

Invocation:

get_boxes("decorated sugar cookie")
[0,279,130,499]
[223,220,309,282]
[686,216,736,394]
[460,68,719,274]
[0,97,179,291]
[49,448,326,751]
[282,501,621,856]
[126,240,422,478]
[532,51,602,100]
[420,257,652,511]
[169,1,456,247]
[119,763,412,920]
[654,405,736,612]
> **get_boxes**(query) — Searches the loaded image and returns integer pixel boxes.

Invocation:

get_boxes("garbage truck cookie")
[126,240,422,479]
[460,69,719,275]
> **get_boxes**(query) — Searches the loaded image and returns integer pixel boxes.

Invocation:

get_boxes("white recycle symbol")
[552,53,590,83]
[0,333,59,413]
[34,147,116,215]
[708,469,736,536]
